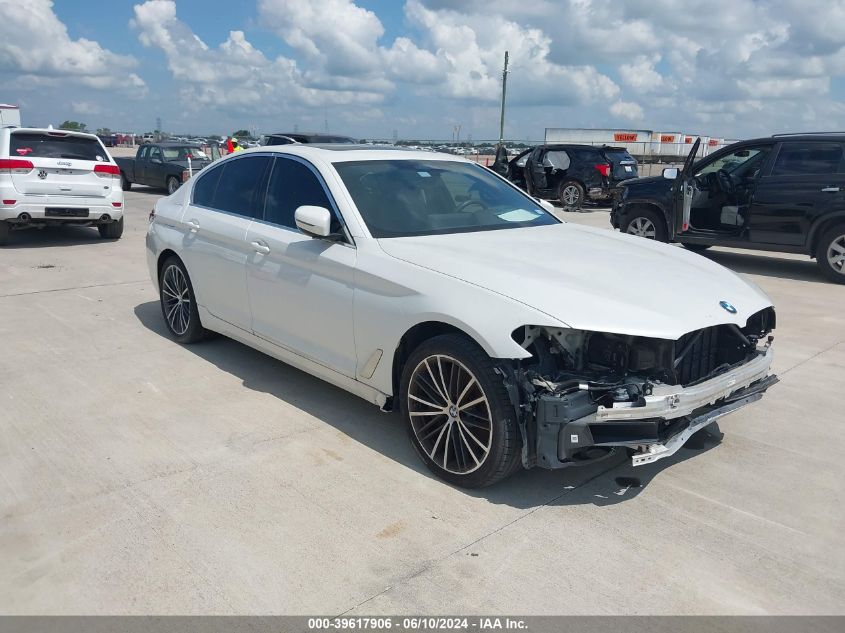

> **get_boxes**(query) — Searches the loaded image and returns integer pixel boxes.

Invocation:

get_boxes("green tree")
[59,120,87,132]
[232,129,250,139]
[96,127,112,136]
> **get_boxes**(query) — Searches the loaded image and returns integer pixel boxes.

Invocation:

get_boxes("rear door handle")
[186,219,200,232]
[251,240,270,254]
[821,187,840,192]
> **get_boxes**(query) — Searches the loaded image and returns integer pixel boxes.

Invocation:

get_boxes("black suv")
[260,133,357,146]
[497,144,638,210]
[612,134,845,283]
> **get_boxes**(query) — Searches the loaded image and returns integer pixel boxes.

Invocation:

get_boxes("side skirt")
[199,307,390,409]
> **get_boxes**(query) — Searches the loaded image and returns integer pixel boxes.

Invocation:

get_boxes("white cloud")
[131,0,385,115]
[0,0,146,95]
[610,100,645,122]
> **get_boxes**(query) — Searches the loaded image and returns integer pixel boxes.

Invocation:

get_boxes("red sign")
[660,135,675,143]
[614,133,638,142]
[708,139,719,146]
[684,136,693,143]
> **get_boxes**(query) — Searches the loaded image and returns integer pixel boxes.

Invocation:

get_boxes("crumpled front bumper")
[533,348,777,469]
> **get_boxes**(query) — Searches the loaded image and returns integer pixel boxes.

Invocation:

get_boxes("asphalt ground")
[1,186,843,614]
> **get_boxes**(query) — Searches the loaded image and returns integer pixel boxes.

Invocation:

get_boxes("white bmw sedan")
[146,145,777,487]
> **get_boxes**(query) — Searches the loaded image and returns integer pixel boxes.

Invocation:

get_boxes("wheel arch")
[621,201,671,233]
[389,320,492,411]
[157,248,182,282]
[808,213,845,257]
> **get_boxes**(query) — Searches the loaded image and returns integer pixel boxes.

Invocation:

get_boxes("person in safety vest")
[227,137,244,153]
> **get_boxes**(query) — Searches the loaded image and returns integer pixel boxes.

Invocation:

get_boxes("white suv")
[0,127,124,245]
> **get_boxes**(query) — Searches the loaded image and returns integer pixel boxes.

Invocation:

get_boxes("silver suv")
[0,127,124,245]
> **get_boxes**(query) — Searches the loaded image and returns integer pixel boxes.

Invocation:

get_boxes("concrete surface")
[1,187,843,615]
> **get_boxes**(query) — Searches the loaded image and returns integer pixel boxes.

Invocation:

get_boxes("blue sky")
[3,1,845,141]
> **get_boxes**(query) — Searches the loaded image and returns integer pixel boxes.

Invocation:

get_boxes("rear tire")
[559,181,585,211]
[121,174,131,191]
[816,224,845,284]
[98,216,123,239]
[0,221,9,246]
[400,334,522,488]
[166,176,180,195]
[158,256,208,344]
[622,208,668,242]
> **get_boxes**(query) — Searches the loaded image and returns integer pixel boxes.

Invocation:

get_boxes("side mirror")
[537,198,555,213]
[295,205,333,238]
[662,167,679,180]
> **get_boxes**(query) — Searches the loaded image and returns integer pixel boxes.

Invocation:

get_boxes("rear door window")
[771,143,844,176]
[211,156,272,218]
[193,164,223,207]
[543,150,570,170]
[10,132,106,161]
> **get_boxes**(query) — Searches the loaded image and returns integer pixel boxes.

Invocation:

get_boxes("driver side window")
[696,147,769,178]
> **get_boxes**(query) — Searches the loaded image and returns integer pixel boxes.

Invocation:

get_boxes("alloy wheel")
[627,217,657,239]
[167,178,179,195]
[161,264,191,336]
[827,234,845,275]
[407,354,493,475]
[562,185,581,205]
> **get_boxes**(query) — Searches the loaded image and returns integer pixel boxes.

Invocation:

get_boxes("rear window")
[10,132,106,161]
[603,149,636,164]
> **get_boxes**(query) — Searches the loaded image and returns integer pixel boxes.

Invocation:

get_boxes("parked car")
[496,144,638,210]
[612,134,845,283]
[260,132,357,146]
[146,145,777,487]
[0,127,124,245]
[115,143,211,194]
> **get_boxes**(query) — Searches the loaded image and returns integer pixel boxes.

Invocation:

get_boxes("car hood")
[377,223,772,340]
[621,175,665,188]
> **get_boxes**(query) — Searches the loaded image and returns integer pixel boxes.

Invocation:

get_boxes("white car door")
[179,154,272,331]
[245,155,358,377]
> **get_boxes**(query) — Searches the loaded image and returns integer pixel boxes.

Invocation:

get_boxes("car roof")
[236,144,470,164]
[267,132,356,142]
[155,142,202,147]
[8,127,100,140]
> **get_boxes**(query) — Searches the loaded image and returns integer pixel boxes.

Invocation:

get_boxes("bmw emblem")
[37,169,47,180]
[720,300,737,314]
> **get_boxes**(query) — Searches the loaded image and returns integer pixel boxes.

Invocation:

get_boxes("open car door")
[671,137,701,239]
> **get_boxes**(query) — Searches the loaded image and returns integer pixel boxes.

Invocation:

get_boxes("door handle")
[821,187,840,193]
[251,240,270,254]
[186,219,200,232]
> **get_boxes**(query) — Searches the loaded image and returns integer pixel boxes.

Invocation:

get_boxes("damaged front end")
[503,307,778,469]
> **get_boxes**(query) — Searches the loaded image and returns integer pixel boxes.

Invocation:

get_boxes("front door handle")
[251,240,270,254]
[186,219,200,232]
[821,186,841,192]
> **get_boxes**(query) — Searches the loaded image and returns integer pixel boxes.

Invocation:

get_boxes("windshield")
[696,147,767,177]
[334,160,559,238]
[10,132,106,161]
[162,146,208,161]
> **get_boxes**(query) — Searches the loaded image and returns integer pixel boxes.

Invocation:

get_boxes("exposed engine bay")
[501,307,777,469]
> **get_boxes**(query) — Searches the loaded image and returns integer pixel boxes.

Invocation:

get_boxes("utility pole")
[497,51,509,149]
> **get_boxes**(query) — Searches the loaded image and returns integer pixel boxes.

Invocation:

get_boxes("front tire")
[0,221,9,246]
[816,224,845,284]
[121,173,132,191]
[159,256,207,343]
[622,208,668,242]
[98,216,123,239]
[400,334,522,488]
[559,181,585,211]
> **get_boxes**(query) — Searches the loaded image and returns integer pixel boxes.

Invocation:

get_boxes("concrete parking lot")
[1,186,844,615]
